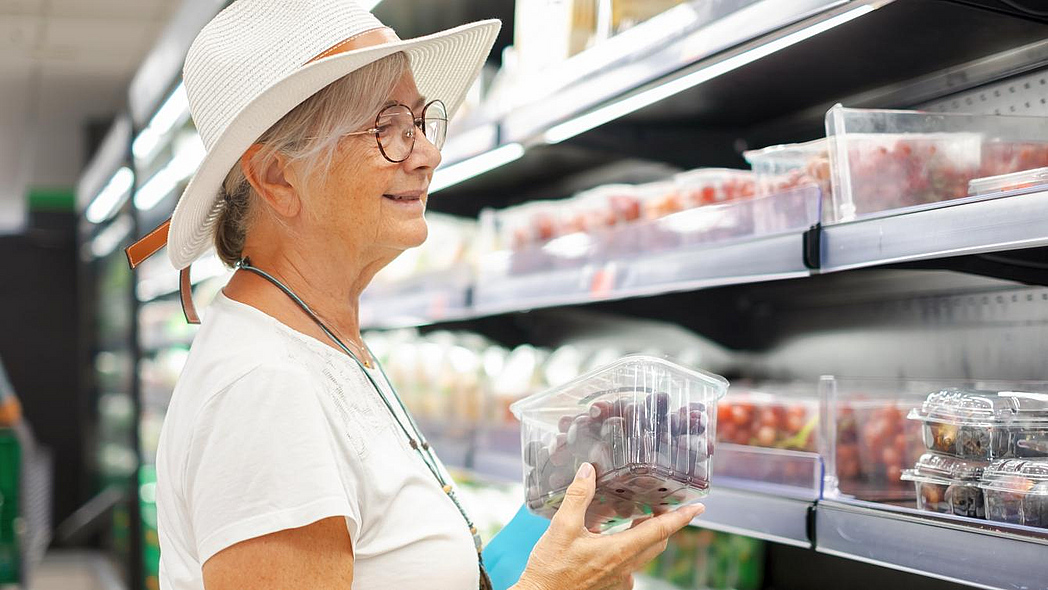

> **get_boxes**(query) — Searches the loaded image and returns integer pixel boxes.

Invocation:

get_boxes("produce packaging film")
[980,458,1048,529]
[908,389,1048,461]
[901,452,988,519]
[510,355,729,531]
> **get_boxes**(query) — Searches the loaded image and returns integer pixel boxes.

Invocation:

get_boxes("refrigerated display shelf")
[436,422,820,548]
[816,498,1048,590]
[820,187,1048,273]
[499,0,845,144]
[473,229,811,317]
[360,283,473,330]
[439,122,499,169]
[427,419,1048,587]
[363,185,1048,330]
[460,443,816,548]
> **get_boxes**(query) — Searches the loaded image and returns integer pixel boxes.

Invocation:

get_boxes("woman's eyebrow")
[381,97,427,111]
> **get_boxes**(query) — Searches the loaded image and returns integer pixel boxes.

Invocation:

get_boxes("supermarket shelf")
[691,487,814,549]
[820,188,1048,273]
[499,0,845,143]
[436,422,819,547]
[473,230,812,317]
[360,266,474,330]
[439,122,499,168]
[816,498,1048,590]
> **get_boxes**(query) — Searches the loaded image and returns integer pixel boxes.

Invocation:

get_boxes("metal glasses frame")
[343,99,448,163]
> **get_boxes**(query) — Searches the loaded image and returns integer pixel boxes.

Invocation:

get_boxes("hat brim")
[167,19,501,270]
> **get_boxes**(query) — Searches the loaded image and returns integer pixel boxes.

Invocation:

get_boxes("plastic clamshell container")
[638,180,686,221]
[673,168,755,207]
[825,104,1048,222]
[743,139,831,204]
[908,389,1048,461]
[510,355,729,531]
[820,377,930,501]
[980,458,1048,528]
[968,166,1048,196]
[901,452,988,518]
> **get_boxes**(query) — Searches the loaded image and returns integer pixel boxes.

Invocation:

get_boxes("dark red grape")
[523,440,545,467]
[589,400,613,422]
[549,433,572,466]
[558,415,574,433]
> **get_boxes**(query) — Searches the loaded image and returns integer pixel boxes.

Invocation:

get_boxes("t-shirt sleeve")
[184,362,361,564]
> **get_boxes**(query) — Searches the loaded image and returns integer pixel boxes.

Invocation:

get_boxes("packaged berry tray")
[908,389,1048,461]
[510,356,729,531]
[980,458,1048,529]
[901,452,988,519]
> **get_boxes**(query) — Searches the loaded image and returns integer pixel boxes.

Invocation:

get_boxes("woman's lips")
[382,190,423,201]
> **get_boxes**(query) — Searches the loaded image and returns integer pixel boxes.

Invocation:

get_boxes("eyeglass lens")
[374,101,448,162]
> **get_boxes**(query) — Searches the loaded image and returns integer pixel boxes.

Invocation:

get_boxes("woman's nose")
[406,127,442,171]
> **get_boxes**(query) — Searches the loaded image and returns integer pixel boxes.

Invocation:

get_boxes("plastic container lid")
[979,458,1048,494]
[908,388,1048,427]
[901,452,987,484]
[968,166,1048,196]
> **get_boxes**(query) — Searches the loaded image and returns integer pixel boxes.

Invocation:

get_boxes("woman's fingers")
[625,536,670,571]
[550,463,596,532]
[615,503,704,549]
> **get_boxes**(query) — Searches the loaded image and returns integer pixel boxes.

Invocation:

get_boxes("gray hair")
[214,52,409,266]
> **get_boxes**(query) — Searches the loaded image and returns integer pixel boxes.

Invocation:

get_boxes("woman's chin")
[395,222,429,249]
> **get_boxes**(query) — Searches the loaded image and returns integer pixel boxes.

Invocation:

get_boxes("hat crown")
[183,0,383,149]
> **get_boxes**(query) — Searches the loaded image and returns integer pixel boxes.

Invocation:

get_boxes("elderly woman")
[127,1,703,589]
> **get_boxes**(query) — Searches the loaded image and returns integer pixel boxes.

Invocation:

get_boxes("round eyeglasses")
[344,99,448,163]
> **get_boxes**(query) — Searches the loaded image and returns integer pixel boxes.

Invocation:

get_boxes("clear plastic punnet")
[743,138,831,204]
[908,389,1048,461]
[673,168,756,207]
[901,452,988,519]
[510,356,729,531]
[819,377,931,501]
[825,104,1048,222]
[979,458,1048,529]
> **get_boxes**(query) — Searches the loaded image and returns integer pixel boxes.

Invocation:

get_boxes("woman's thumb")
[551,463,596,530]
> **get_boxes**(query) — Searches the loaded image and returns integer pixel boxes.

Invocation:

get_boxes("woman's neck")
[223,245,388,356]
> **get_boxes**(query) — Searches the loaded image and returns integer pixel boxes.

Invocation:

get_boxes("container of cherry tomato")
[979,458,1048,529]
[743,138,831,203]
[901,452,988,518]
[716,390,818,452]
[825,104,1048,222]
[673,168,756,207]
[510,356,728,531]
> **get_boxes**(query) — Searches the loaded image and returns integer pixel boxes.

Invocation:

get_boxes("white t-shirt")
[155,292,479,590]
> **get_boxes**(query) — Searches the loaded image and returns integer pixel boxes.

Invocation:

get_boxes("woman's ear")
[240,145,302,219]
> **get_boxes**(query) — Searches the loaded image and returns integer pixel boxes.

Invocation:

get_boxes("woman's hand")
[512,462,705,590]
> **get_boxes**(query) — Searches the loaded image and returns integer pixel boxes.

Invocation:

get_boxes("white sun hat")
[126,0,500,315]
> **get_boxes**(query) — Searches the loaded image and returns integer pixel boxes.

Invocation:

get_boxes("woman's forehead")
[386,71,425,109]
